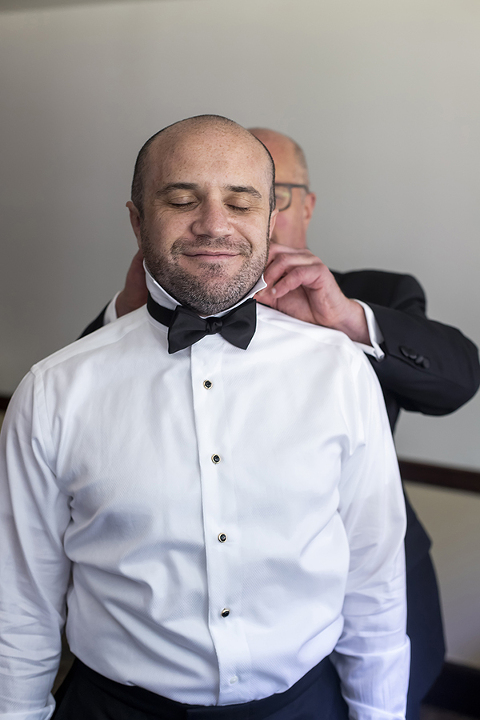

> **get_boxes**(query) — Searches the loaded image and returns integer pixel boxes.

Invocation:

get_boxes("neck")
[144,266,267,317]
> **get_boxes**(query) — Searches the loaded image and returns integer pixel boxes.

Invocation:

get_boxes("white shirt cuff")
[103,292,120,326]
[353,300,385,360]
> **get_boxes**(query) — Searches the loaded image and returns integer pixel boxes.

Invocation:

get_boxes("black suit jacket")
[332,269,480,570]
[333,269,480,429]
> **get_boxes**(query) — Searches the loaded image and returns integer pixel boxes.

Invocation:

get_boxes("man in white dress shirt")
[0,115,409,720]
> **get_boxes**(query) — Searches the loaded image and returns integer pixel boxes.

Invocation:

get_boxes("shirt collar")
[144,264,267,318]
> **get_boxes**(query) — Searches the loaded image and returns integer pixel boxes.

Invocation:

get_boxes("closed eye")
[169,200,197,207]
[228,205,251,212]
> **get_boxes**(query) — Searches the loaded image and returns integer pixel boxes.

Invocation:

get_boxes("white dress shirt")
[104,292,385,359]
[0,271,408,720]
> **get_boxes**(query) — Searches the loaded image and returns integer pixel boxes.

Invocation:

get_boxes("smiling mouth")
[184,251,238,259]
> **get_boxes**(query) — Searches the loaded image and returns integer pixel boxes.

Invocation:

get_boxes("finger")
[268,243,318,260]
[267,245,317,268]
[263,253,324,288]
[267,253,323,272]
[263,265,326,300]
[254,288,277,308]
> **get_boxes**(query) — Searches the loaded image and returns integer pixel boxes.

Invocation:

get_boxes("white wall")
[1,0,479,665]
[405,482,480,668]
[1,0,479,469]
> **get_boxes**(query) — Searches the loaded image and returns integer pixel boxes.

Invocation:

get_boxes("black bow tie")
[147,293,257,354]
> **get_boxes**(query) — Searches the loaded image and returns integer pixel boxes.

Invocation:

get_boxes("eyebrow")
[156,183,198,197]
[156,183,263,199]
[226,185,262,200]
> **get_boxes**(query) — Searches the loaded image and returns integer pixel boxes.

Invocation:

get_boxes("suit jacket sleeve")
[335,270,480,418]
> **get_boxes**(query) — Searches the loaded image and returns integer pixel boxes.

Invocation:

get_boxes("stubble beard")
[142,233,269,316]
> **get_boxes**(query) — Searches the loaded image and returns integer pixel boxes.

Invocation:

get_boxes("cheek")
[244,219,271,250]
[271,212,295,239]
[275,213,291,230]
[144,214,188,245]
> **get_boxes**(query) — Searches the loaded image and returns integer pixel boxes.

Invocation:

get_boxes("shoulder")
[256,301,388,396]
[331,268,425,309]
[256,303,368,364]
[31,307,148,379]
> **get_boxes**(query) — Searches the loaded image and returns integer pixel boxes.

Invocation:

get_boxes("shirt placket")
[190,337,253,704]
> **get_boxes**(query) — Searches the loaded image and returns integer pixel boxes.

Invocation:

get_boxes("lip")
[183,251,238,259]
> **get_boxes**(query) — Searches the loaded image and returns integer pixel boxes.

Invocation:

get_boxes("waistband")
[75,655,331,719]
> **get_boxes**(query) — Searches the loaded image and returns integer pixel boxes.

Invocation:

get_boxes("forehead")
[268,141,303,184]
[146,127,271,193]
[253,132,303,184]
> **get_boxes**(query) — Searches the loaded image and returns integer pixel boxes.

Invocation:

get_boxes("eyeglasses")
[274,183,310,212]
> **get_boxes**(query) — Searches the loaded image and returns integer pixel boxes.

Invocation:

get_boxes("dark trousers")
[53,656,349,720]
[406,553,446,720]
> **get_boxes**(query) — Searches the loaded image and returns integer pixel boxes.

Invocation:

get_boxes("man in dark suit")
[81,127,480,720]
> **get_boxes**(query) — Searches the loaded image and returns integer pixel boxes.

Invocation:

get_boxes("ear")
[126,201,142,247]
[268,208,279,239]
[303,192,316,229]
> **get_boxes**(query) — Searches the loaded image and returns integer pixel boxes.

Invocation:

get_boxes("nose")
[191,198,232,238]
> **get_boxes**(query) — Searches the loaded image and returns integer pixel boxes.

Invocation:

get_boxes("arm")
[332,353,409,719]
[80,249,148,338]
[361,273,480,415]
[0,373,72,718]
[258,245,480,417]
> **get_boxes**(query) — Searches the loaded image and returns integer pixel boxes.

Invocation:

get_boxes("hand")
[255,244,371,345]
[115,250,148,318]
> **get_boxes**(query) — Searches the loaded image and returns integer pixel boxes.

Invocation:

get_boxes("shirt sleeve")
[0,372,72,719]
[331,353,410,720]
[352,300,385,360]
[103,293,120,326]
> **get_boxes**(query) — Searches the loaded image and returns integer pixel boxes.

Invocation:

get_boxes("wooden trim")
[0,395,11,411]
[424,661,480,717]
[399,458,480,494]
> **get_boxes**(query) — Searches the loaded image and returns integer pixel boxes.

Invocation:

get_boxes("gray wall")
[1,0,479,469]
[1,0,479,666]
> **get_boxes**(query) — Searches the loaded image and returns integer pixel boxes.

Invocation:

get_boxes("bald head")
[132,115,275,217]
[246,128,315,250]
[248,128,309,186]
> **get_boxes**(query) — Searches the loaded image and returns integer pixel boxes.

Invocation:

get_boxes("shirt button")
[218,533,227,543]
[221,608,230,618]
[203,380,213,389]
[229,676,238,684]
[211,454,221,464]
